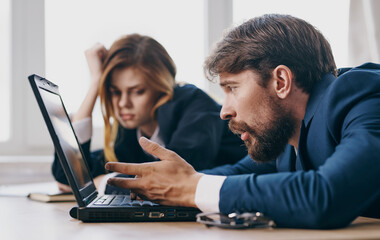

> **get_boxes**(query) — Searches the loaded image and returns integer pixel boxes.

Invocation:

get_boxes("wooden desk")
[1,196,380,240]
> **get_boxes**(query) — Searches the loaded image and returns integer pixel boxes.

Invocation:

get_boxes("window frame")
[0,0,47,155]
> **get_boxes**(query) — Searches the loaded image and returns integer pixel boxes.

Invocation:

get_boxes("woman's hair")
[99,34,176,162]
[205,14,337,93]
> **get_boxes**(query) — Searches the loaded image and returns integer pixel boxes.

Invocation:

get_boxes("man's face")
[220,70,296,162]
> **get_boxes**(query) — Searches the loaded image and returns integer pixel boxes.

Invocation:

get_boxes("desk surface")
[1,196,380,240]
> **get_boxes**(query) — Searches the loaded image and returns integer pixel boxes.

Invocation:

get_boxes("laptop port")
[134,212,145,217]
[177,212,189,217]
[166,213,176,218]
[149,212,164,218]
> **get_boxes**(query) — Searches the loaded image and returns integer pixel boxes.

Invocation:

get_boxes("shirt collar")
[136,126,165,147]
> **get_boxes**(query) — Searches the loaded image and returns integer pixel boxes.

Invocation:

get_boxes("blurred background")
[0,0,379,184]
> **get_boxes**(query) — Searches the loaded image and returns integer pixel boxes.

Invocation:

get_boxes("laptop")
[28,74,200,222]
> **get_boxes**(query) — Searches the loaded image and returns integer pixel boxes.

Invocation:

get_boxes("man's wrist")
[194,174,226,213]
[186,173,204,208]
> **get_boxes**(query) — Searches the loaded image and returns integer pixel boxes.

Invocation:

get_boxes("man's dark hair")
[205,14,337,93]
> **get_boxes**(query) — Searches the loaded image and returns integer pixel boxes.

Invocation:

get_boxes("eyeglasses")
[196,212,276,229]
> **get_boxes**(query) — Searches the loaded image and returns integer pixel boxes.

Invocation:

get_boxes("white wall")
[0,0,232,156]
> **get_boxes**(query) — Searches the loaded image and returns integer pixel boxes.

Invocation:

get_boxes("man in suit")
[105,14,380,229]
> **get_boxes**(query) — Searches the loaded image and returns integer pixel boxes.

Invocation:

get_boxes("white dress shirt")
[194,175,226,213]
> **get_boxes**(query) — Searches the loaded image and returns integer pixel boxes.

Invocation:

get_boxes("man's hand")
[105,137,203,208]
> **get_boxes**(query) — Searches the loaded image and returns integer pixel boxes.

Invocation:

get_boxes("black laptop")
[28,74,200,222]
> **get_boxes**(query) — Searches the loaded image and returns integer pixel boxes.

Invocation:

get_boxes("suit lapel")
[295,120,313,170]
[277,145,296,172]
[292,74,336,171]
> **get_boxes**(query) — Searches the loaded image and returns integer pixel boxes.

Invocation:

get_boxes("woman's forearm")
[71,82,99,122]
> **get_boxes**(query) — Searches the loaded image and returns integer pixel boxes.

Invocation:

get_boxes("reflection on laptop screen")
[39,89,92,190]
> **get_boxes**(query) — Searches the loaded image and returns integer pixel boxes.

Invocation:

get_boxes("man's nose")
[220,102,236,120]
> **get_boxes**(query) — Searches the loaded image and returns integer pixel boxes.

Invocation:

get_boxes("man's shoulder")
[315,63,380,139]
[325,63,380,105]
[305,63,380,129]
[337,62,380,77]
[335,63,380,88]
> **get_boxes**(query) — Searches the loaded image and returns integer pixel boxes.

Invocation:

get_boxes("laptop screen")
[39,89,92,189]
[29,74,98,206]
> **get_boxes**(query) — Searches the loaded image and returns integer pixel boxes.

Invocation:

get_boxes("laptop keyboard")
[93,195,159,207]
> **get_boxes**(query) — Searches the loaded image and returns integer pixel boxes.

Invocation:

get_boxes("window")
[233,0,350,68]
[0,0,10,141]
[1,0,353,156]
[45,0,205,128]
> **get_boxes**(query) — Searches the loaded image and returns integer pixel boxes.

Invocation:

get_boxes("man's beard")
[229,97,296,163]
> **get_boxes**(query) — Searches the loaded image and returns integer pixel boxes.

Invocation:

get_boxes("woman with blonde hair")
[53,34,246,193]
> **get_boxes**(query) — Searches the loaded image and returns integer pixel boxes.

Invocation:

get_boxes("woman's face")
[109,68,160,131]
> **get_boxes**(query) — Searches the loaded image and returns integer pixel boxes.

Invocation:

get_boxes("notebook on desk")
[28,74,200,222]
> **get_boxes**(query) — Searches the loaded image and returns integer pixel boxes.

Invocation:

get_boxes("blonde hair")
[99,34,176,162]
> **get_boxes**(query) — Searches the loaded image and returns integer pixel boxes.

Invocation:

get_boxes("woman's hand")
[84,43,108,86]
[71,43,107,123]
[57,182,72,193]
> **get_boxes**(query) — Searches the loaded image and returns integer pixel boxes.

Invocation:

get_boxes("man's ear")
[271,65,293,99]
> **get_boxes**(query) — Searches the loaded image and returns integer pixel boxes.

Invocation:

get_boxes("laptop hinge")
[83,191,98,205]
